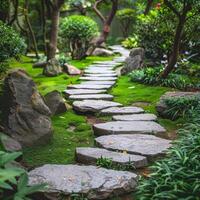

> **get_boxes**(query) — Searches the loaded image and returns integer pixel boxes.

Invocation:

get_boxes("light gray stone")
[81,81,115,86]
[63,63,81,75]
[69,94,113,101]
[67,84,112,90]
[76,147,148,168]
[92,48,114,56]
[100,107,144,115]
[80,77,117,81]
[93,121,166,136]
[87,67,113,71]
[85,69,115,74]
[28,164,138,200]
[95,134,171,160]
[43,58,62,77]
[63,89,107,96]
[113,114,157,121]
[73,100,122,113]
[84,73,117,77]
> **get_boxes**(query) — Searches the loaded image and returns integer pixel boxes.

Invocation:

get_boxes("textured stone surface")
[96,134,171,159]
[69,94,113,101]
[93,121,166,136]
[2,70,52,147]
[76,147,147,168]
[92,48,114,56]
[85,69,115,74]
[80,77,117,81]
[44,90,67,115]
[64,89,106,96]
[100,107,144,115]
[73,100,122,113]
[84,73,117,77]
[81,81,115,86]
[28,164,138,200]
[43,58,62,77]
[68,84,112,90]
[63,63,81,75]
[113,114,157,121]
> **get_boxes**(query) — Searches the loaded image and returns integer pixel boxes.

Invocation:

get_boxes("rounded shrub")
[60,15,99,60]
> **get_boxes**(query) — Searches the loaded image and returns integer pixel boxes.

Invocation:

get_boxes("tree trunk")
[41,0,47,55]
[144,0,153,15]
[161,15,187,78]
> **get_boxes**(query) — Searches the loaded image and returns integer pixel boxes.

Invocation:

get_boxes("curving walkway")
[28,46,172,200]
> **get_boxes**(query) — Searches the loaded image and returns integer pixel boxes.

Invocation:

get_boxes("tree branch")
[93,0,106,22]
[144,0,153,15]
[164,0,181,18]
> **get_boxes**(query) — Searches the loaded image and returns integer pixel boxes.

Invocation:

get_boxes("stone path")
[29,46,172,199]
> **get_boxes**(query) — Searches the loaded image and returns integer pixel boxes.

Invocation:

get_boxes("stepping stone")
[80,77,117,81]
[95,134,172,160]
[81,81,116,86]
[76,147,148,169]
[87,67,113,71]
[89,64,115,68]
[63,89,107,96]
[85,69,115,74]
[73,100,122,113]
[93,61,117,65]
[68,84,112,90]
[100,106,144,115]
[69,94,114,101]
[93,121,166,136]
[84,73,117,77]
[28,164,138,200]
[113,113,157,121]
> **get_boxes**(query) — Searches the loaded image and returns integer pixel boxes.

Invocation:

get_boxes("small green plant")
[96,156,135,171]
[0,150,47,199]
[121,36,138,49]
[71,193,88,200]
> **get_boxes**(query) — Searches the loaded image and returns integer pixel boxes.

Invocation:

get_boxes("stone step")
[113,113,157,121]
[28,164,138,200]
[95,134,171,161]
[63,89,107,96]
[80,77,117,81]
[84,69,115,74]
[67,84,112,90]
[100,106,144,115]
[69,94,114,101]
[93,121,166,136]
[83,73,117,77]
[73,100,122,113]
[86,67,113,71]
[81,81,116,86]
[89,64,115,68]
[76,147,148,169]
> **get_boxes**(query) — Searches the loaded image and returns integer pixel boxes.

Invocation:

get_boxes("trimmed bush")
[60,15,98,60]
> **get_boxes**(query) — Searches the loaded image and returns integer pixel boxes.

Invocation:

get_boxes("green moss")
[23,110,93,167]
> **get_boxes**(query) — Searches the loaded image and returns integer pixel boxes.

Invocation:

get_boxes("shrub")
[121,35,138,49]
[60,15,98,60]
[130,67,197,90]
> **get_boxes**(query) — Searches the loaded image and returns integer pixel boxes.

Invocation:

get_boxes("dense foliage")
[60,15,98,60]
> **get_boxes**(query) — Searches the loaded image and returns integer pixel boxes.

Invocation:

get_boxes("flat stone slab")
[93,121,166,136]
[68,84,112,90]
[69,94,114,101]
[100,106,144,115]
[64,89,107,96]
[85,69,115,74]
[95,134,171,160]
[81,81,115,86]
[89,64,115,68]
[113,114,157,121]
[28,164,138,200]
[87,67,113,71]
[84,73,117,77]
[80,77,117,81]
[76,147,147,169]
[73,100,122,113]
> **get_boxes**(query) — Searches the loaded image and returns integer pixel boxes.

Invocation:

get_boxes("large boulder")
[156,91,199,118]
[43,58,62,77]
[63,63,81,75]
[2,70,53,147]
[92,48,114,57]
[44,90,67,115]
[121,47,144,75]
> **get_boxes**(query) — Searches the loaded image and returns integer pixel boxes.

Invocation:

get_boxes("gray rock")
[85,69,115,74]
[113,114,157,121]
[33,61,47,68]
[2,70,52,147]
[28,164,138,200]
[73,100,122,113]
[76,147,148,168]
[95,134,171,160]
[84,73,117,77]
[156,91,199,119]
[92,48,114,56]
[0,133,22,152]
[100,106,144,115]
[68,84,112,90]
[43,58,62,77]
[63,63,81,75]
[93,121,166,136]
[121,48,145,75]
[44,90,67,115]
[69,94,114,101]
[80,77,117,81]
[63,89,107,96]
[81,81,115,86]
